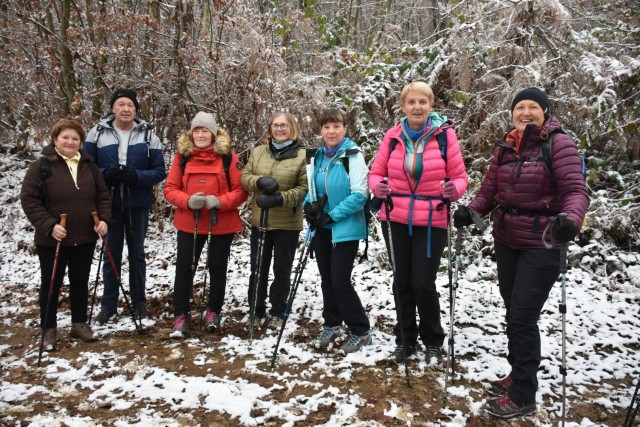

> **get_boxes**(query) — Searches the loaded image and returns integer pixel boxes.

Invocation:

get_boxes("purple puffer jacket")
[468,116,589,249]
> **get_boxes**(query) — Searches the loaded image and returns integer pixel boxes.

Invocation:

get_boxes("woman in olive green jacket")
[241,111,308,331]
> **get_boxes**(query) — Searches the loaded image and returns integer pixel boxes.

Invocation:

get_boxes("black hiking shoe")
[95,310,116,325]
[484,394,536,419]
[388,345,416,365]
[487,374,513,396]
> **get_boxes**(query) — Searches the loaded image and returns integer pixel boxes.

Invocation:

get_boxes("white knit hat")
[191,112,217,135]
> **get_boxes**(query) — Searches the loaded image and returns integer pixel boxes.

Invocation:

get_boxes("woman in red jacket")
[368,82,468,365]
[20,119,111,350]
[163,112,248,338]
[454,87,589,418]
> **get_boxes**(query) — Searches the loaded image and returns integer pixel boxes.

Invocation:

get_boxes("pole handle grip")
[59,213,67,229]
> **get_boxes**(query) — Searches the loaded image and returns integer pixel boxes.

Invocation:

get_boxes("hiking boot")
[487,374,513,396]
[204,308,221,331]
[246,315,263,332]
[425,346,443,364]
[169,313,190,339]
[134,303,148,320]
[315,326,341,349]
[70,322,98,342]
[95,310,115,325]
[42,328,57,351]
[267,316,284,331]
[340,331,372,354]
[484,394,537,419]
[388,345,416,365]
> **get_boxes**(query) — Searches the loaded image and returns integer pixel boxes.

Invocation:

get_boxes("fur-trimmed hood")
[176,128,232,159]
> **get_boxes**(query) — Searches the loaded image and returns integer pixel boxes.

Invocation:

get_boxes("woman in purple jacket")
[454,87,589,418]
[369,81,468,365]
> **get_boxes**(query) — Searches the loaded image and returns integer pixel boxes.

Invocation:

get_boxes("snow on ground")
[1,156,639,426]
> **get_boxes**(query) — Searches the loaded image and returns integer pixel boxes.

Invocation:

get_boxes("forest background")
[1,0,638,248]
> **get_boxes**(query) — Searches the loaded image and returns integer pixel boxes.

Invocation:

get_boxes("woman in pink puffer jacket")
[368,81,468,366]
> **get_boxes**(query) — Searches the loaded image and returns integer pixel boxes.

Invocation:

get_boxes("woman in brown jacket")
[20,119,111,351]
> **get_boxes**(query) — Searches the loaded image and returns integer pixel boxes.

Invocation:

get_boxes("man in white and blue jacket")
[84,88,166,323]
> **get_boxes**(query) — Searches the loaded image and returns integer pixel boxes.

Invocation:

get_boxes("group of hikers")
[20,82,589,419]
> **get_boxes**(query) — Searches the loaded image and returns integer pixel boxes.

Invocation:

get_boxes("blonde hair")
[400,82,435,105]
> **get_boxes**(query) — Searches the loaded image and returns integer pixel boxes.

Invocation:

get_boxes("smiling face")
[53,128,82,158]
[321,121,347,149]
[512,99,546,135]
[400,90,433,131]
[270,114,292,142]
[112,97,136,130]
[192,127,214,149]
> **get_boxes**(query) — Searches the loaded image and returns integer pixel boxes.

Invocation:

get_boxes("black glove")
[453,205,473,228]
[256,176,279,194]
[552,216,578,242]
[103,165,123,186]
[310,212,333,230]
[120,166,138,185]
[256,193,283,209]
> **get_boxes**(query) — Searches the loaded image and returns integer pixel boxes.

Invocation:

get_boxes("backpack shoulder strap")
[341,148,360,175]
[540,136,554,182]
[222,153,232,190]
[435,131,447,166]
[38,157,52,208]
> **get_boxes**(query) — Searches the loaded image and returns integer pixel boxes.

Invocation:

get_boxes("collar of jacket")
[176,128,232,159]
[269,139,303,160]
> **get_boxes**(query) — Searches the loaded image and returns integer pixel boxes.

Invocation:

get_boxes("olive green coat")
[241,141,308,231]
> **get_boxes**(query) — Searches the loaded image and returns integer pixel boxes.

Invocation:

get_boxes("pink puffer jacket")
[368,122,468,229]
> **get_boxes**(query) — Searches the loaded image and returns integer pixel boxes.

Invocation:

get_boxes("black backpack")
[37,156,101,209]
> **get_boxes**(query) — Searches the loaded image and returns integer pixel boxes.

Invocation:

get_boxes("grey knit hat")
[191,112,217,135]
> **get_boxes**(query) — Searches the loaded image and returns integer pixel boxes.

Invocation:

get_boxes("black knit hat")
[510,87,550,119]
[110,88,140,112]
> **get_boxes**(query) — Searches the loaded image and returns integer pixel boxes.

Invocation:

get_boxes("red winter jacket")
[163,130,247,235]
[368,121,468,229]
[468,116,589,249]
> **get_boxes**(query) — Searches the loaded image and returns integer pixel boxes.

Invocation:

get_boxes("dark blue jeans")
[382,221,447,348]
[247,227,299,319]
[100,205,149,313]
[495,241,560,406]
[312,227,370,336]
[37,242,96,328]
[173,230,233,316]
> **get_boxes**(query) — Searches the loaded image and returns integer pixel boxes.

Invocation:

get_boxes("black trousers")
[247,227,299,318]
[173,230,233,316]
[382,221,447,348]
[312,227,370,336]
[37,242,96,328]
[495,241,560,406]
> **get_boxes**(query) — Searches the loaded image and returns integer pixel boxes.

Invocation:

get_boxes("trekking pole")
[88,242,105,324]
[623,376,640,427]
[249,207,269,345]
[198,208,217,337]
[443,226,463,408]
[92,212,142,333]
[557,212,569,427]
[385,197,411,387]
[270,227,314,369]
[190,208,201,330]
[37,213,67,367]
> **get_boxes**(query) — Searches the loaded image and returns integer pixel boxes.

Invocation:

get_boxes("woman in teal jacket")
[303,108,371,354]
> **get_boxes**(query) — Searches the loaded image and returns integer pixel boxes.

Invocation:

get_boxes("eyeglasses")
[271,123,289,130]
